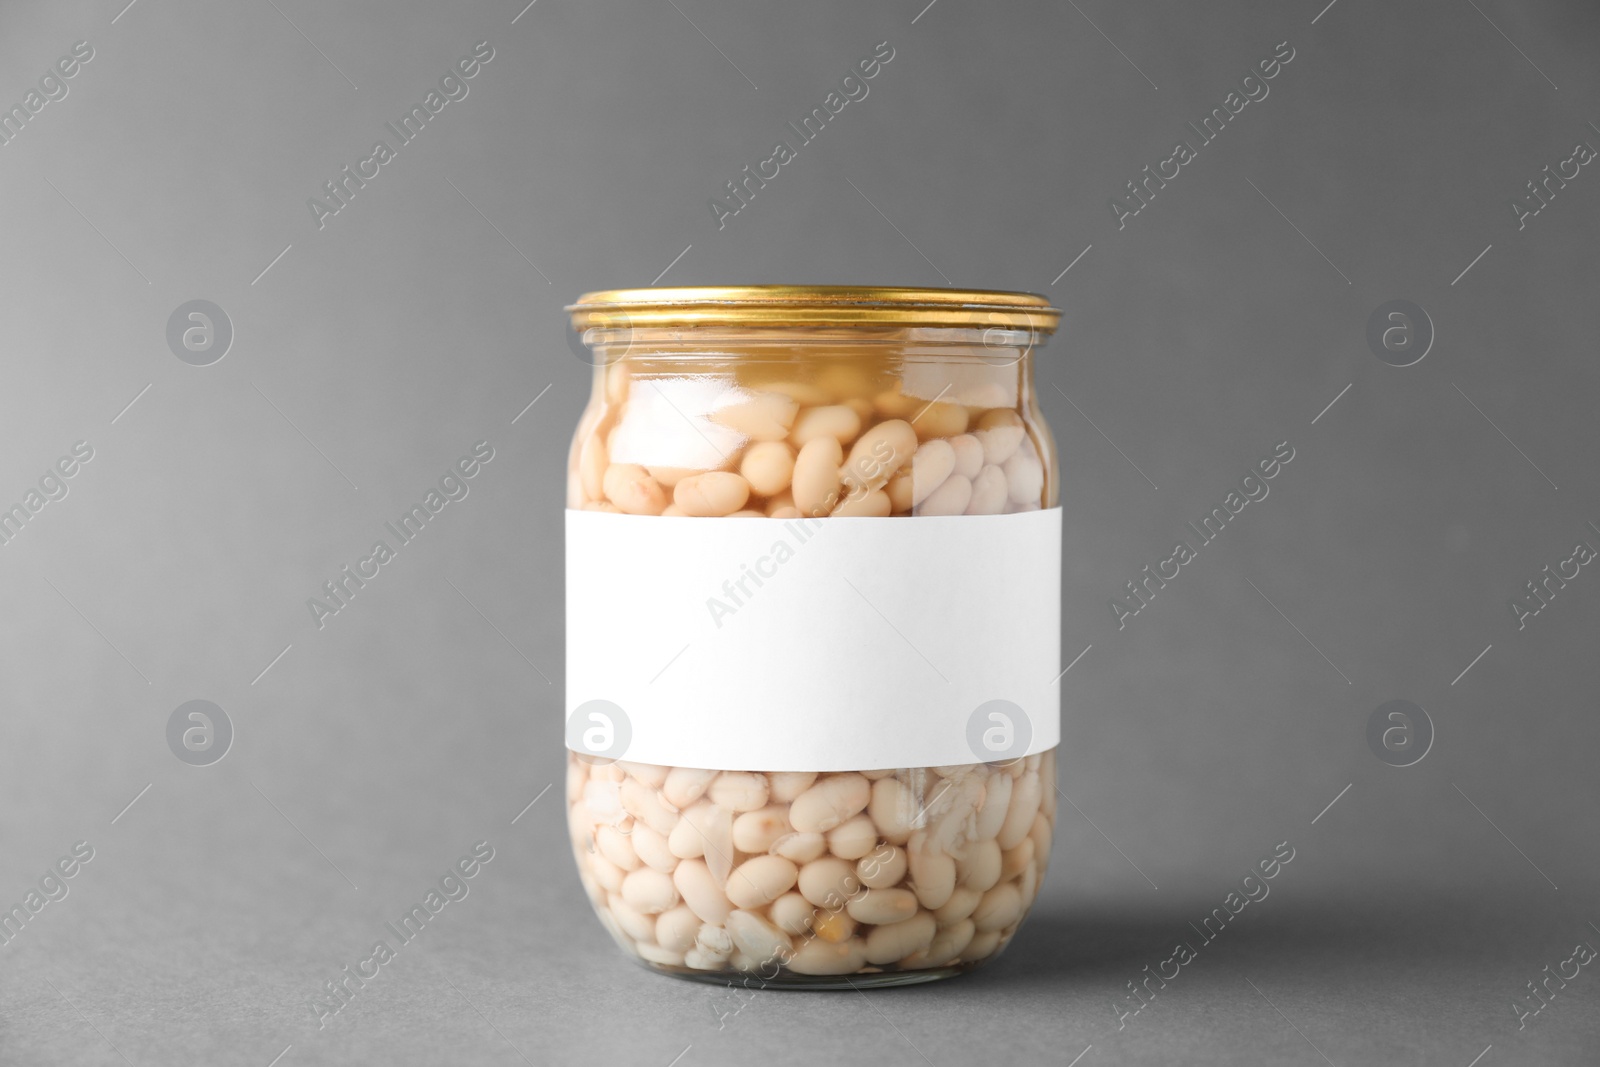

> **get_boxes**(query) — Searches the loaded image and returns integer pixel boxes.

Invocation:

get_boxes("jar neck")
[581,325,1049,367]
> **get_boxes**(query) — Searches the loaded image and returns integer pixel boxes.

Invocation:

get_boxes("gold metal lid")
[567,285,1060,333]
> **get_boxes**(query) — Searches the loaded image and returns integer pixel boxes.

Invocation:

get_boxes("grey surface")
[1,0,1598,1064]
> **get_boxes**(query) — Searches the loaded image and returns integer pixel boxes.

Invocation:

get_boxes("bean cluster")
[569,754,1057,980]
[569,364,1049,518]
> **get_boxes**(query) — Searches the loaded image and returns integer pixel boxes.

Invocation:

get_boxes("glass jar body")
[565,326,1059,987]
[568,752,1057,987]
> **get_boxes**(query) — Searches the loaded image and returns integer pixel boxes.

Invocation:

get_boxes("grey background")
[1,0,1597,1063]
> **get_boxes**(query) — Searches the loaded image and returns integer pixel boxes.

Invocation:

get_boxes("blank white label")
[565,509,1061,771]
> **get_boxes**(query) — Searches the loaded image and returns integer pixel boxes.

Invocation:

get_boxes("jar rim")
[567,285,1061,333]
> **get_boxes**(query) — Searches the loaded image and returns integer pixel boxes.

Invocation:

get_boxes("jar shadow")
[966,891,1512,993]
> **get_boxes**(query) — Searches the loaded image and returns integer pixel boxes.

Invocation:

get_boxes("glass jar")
[564,287,1062,988]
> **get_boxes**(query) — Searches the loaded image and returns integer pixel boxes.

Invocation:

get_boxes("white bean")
[590,853,625,893]
[826,814,878,860]
[620,778,679,836]
[917,473,972,516]
[631,823,678,873]
[786,937,867,975]
[959,839,1002,893]
[910,439,956,505]
[1030,813,1053,869]
[886,469,915,513]
[577,787,619,833]
[646,465,697,489]
[868,778,916,845]
[708,771,769,812]
[972,883,1022,932]
[684,948,724,970]
[725,855,799,909]
[830,488,891,518]
[661,767,719,810]
[792,436,844,517]
[673,859,732,924]
[796,857,860,909]
[636,943,684,966]
[963,928,1003,961]
[998,771,1042,850]
[974,773,1011,842]
[857,845,907,890]
[602,464,668,515]
[949,434,984,479]
[1039,755,1057,815]
[664,807,703,860]
[656,906,701,953]
[618,760,669,789]
[907,833,957,910]
[933,886,982,925]
[667,800,724,860]
[846,888,919,926]
[609,893,657,941]
[842,420,917,494]
[1000,837,1035,881]
[696,923,733,957]
[725,909,793,963]
[771,832,828,864]
[864,912,937,965]
[768,772,817,803]
[1003,448,1044,505]
[811,909,856,944]
[595,826,640,872]
[1018,859,1039,908]
[674,472,750,517]
[770,892,815,936]
[789,404,861,447]
[901,918,975,970]
[789,774,870,833]
[740,441,795,497]
[911,401,968,440]
[732,805,792,854]
[965,464,1009,515]
[579,433,607,501]
[620,867,679,915]
[975,409,1025,465]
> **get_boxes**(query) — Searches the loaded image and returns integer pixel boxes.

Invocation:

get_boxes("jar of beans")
[564,286,1062,988]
